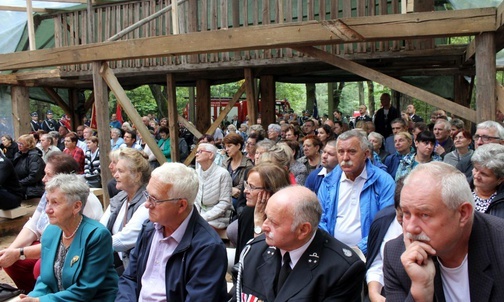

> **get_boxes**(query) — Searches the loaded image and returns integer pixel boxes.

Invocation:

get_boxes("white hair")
[151,163,199,206]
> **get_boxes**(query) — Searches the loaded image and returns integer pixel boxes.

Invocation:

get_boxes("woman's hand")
[254,190,271,226]
[16,294,40,301]
[231,187,240,198]
[0,248,21,268]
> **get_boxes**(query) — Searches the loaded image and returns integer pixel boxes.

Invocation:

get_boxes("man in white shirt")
[383,162,504,301]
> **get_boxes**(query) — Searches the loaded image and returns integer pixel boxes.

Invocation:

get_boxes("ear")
[178,198,189,214]
[296,222,313,241]
[458,202,473,227]
[74,200,83,214]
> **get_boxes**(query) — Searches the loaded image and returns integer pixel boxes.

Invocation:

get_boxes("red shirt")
[63,147,85,174]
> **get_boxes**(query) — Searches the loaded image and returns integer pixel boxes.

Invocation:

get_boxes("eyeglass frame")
[142,191,184,207]
[244,181,265,191]
[195,149,212,155]
[473,134,500,143]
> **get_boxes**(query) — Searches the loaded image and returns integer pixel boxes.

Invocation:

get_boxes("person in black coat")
[41,110,60,132]
[12,134,45,199]
[0,135,18,162]
[0,150,24,209]
[374,93,399,138]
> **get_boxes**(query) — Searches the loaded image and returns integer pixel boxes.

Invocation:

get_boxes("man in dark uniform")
[30,112,41,132]
[41,110,60,132]
[235,185,365,302]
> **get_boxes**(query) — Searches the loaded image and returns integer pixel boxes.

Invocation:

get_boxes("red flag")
[90,103,98,129]
[116,103,123,124]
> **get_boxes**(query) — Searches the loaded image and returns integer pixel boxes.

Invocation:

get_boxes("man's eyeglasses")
[244,181,264,191]
[195,150,212,155]
[142,191,183,207]
[473,134,500,143]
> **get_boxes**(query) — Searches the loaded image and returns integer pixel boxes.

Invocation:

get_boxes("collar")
[340,164,368,183]
[317,167,328,176]
[279,232,316,268]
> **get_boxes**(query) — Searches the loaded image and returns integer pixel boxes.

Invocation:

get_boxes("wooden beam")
[195,79,211,136]
[91,62,111,207]
[99,62,167,165]
[43,87,72,115]
[32,0,88,3]
[26,0,36,51]
[167,74,180,162]
[84,91,95,112]
[177,115,202,139]
[244,68,256,125]
[0,6,47,13]
[0,8,497,71]
[293,46,477,122]
[260,75,276,127]
[475,33,496,122]
[11,86,30,138]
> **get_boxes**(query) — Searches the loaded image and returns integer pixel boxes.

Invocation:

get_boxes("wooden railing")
[54,0,434,72]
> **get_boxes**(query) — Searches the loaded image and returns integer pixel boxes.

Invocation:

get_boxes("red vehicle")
[184,98,291,124]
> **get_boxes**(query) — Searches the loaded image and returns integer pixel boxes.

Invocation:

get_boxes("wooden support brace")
[43,87,72,116]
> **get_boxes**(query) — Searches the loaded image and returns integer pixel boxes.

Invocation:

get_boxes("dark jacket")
[116,208,228,301]
[366,206,397,272]
[12,148,45,198]
[0,141,19,162]
[0,153,24,199]
[374,106,399,138]
[485,184,504,219]
[305,167,325,195]
[236,230,366,302]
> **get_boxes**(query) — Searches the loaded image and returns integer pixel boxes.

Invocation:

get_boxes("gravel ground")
[0,235,16,286]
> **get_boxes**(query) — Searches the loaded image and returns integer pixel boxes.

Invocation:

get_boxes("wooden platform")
[0,198,39,238]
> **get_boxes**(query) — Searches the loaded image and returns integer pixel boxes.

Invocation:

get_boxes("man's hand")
[401,236,436,302]
[434,145,445,156]
[0,248,21,268]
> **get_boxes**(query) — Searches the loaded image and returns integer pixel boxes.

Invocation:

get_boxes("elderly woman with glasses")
[19,174,117,302]
[100,148,150,271]
[470,143,504,219]
[194,143,232,230]
[12,134,45,199]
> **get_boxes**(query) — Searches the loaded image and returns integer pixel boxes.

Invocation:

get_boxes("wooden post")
[196,79,211,134]
[91,61,111,208]
[26,0,36,50]
[475,32,496,122]
[244,68,257,125]
[11,86,30,139]
[166,74,180,162]
[260,75,276,127]
[188,86,196,122]
[172,0,180,35]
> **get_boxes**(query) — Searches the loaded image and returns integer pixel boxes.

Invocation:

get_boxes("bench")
[90,188,104,207]
[0,207,27,219]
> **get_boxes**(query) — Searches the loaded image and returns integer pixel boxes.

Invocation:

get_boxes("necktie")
[276,252,291,293]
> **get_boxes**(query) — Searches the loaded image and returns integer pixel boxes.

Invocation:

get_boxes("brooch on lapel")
[70,256,79,267]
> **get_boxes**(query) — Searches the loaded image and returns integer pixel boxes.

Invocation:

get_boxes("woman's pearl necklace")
[62,216,83,240]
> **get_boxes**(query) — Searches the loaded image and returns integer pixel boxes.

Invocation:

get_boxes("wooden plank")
[201,0,208,63]
[99,62,167,166]
[231,0,240,60]
[343,0,353,54]
[244,68,256,125]
[221,0,229,61]
[84,91,95,112]
[188,0,199,63]
[26,0,37,51]
[0,5,47,13]
[211,0,218,62]
[178,115,202,139]
[263,0,271,59]
[195,79,211,135]
[166,74,180,162]
[330,0,339,54]
[91,62,111,208]
[293,46,477,122]
[43,87,71,114]
[243,0,249,59]
[284,0,292,57]
[0,8,498,71]
[475,32,496,122]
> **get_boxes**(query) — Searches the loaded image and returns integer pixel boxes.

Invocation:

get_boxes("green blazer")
[30,216,118,302]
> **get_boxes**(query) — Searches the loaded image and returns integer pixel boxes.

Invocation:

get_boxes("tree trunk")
[306,83,316,114]
[149,84,168,118]
[367,81,375,116]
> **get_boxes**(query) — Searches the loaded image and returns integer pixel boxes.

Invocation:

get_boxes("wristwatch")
[254,226,262,235]
[19,248,26,260]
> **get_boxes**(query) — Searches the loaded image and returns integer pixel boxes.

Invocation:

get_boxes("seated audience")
[234,185,365,301]
[383,162,504,301]
[13,134,45,199]
[297,134,322,175]
[0,153,103,293]
[116,163,228,301]
[395,131,441,180]
[1,134,19,161]
[317,124,336,147]
[383,131,414,179]
[157,126,171,162]
[39,133,61,163]
[106,149,121,199]
[100,148,150,271]
[368,132,388,163]
[194,143,233,229]
[22,174,117,301]
[470,143,504,219]
[473,120,503,149]
[63,132,85,174]
[283,140,308,185]
[305,140,338,194]
[261,143,305,185]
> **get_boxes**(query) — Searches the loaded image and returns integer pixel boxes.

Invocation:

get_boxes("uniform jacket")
[42,118,60,132]
[236,230,366,302]
[13,148,45,198]
[317,159,395,255]
[30,216,118,302]
[116,208,228,301]
[383,213,504,302]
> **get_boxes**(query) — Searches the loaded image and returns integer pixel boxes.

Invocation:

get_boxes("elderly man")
[116,163,228,302]
[383,162,504,301]
[374,93,399,138]
[236,185,365,301]
[317,130,395,255]
[39,133,61,162]
[473,120,504,149]
[433,119,454,158]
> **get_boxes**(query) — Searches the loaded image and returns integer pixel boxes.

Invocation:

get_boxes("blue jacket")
[30,216,118,302]
[116,208,228,301]
[317,159,395,255]
[305,167,324,194]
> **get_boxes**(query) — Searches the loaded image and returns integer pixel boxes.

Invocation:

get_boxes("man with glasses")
[473,120,504,149]
[117,163,228,302]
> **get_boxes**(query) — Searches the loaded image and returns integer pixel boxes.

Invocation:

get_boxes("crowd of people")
[0,96,502,301]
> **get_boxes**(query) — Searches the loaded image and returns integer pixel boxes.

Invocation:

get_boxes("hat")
[46,110,53,115]
[31,112,38,117]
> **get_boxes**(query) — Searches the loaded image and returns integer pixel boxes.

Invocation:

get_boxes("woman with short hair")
[443,129,473,181]
[383,131,414,178]
[471,143,504,218]
[110,128,124,151]
[297,134,323,175]
[63,132,85,174]
[12,134,45,199]
[157,126,171,162]
[368,132,389,163]
[395,131,441,180]
[84,136,101,188]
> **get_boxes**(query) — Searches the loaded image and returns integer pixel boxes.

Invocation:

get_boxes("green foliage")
[276,82,306,112]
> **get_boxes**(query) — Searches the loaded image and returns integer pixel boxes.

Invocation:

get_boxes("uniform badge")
[342,248,353,257]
